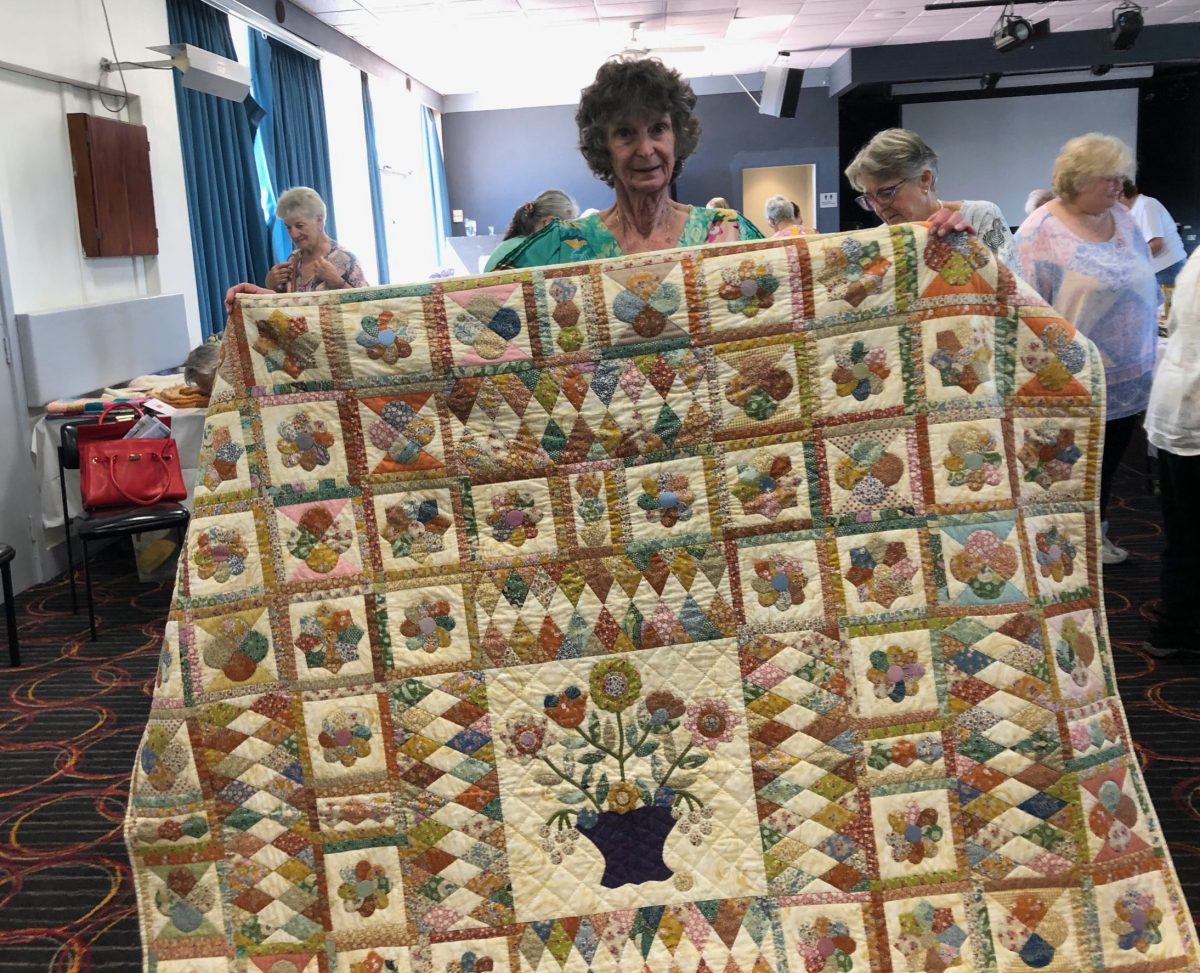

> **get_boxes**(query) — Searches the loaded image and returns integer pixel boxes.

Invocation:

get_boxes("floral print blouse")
[1015,203,1158,420]
[284,240,367,292]
[498,207,764,269]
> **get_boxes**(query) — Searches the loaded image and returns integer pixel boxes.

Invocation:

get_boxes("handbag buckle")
[128,453,142,461]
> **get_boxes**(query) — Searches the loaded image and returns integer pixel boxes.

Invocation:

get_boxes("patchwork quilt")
[126,224,1200,973]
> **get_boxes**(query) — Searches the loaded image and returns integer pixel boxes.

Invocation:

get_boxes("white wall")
[903,89,1139,226]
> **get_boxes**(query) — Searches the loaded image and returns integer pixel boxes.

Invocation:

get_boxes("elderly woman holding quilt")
[496,58,764,267]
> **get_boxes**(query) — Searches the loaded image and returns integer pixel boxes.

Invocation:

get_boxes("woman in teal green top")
[496,58,762,270]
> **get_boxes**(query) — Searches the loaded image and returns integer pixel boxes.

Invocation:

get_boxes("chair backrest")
[57,409,140,470]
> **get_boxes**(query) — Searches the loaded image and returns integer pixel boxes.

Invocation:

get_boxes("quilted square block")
[711,336,807,435]
[334,294,437,383]
[444,280,535,366]
[812,323,907,419]
[258,396,350,489]
[920,311,1002,405]
[817,418,926,526]
[242,302,332,388]
[287,592,375,686]
[719,437,816,535]
[369,482,466,573]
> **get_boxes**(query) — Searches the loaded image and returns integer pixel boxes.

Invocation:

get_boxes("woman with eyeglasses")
[845,128,1018,268]
[1014,133,1158,566]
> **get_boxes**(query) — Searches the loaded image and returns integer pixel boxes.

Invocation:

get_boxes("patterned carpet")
[0,459,1196,971]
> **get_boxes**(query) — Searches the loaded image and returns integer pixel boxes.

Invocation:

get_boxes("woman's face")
[857,168,936,225]
[284,213,325,251]
[606,113,675,196]
[1071,174,1123,215]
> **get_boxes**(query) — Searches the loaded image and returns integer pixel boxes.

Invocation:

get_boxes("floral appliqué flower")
[943,425,1003,491]
[638,471,695,528]
[924,233,989,285]
[930,325,992,393]
[731,451,801,521]
[252,309,319,378]
[835,437,905,506]
[573,472,608,546]
[445,950,496,973]
[369,400,436,466]
[1021,321,1086,392]
[153,866,216,934]
[685,698,740,749]
[885,800,944,865]
[1111,888,1164,953]
[612,270,681,338]
[276,410,335,472]
[893,899,966,973]
[1035,525,1077,583]
[950,528,1019,600]
[381,497,451,562]
[202,615,268,682]
[544,686,588,728]
[1018,420,1082,489]
[867,644,926,703]
[486,488,543,546]
[724,351,795,421]
[287,506,352,574]
[717,258,780,318]
[796,916,858,973]
[1054,617,1097,688]
[832,339,891,401]
[198,425,244,492]
[336,859,391,917]
[297,603,364,674]
[192,526,248,583]
[751,553,809,611]
[550,279,584,351]
[503,717,547,762]
[589,657,642,712]
[318,708,373,767]
[453,293,522,359]
[399,596,455,653]
[140,724,189,793]
[845,536,919,608]
[818,237,890,307]
[355,308,413,364]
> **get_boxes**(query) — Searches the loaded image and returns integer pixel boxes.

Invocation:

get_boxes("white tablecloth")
[30,409,207,531]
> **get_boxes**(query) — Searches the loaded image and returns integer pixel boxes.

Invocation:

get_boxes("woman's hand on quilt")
[265,261,293,291]
[224,282,274,315]
[928,206,975,237]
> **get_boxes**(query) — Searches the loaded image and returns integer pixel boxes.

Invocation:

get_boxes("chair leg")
[65,520,77,614]
[82,538,97,641]
[2,560,18,667]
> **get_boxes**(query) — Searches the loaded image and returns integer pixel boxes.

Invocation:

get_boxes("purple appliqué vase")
[578,805,676,888]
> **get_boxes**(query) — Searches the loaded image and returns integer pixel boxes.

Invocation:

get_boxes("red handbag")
[77,404,186,510]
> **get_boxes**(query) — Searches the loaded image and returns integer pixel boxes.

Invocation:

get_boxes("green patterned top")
[496,207,764,269]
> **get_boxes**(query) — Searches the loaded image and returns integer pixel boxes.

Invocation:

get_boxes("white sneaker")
[1101,535,1129,565]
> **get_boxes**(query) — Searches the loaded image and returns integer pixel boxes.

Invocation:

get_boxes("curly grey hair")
[844,128,939,192]
[183,343,220,392]
[576,58,702,189]
[275,186,327,223]
[764,195,795,226]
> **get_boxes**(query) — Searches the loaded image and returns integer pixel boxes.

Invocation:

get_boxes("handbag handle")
[104,448,174,505]
[97,401,145,426]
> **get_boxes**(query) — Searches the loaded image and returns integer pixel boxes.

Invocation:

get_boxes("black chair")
[0,542,18,666]
[58,417,190,640]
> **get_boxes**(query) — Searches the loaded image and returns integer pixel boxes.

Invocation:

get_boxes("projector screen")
[903,89,1138,228]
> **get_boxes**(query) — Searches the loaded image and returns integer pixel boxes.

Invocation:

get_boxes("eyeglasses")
[855,179,909,212]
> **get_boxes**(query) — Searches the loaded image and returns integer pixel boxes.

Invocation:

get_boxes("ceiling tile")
[293,0,365,14]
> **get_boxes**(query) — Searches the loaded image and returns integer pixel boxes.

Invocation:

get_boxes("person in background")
[706,196,730,210]
[1143,248,1200,656]
[1014,133,1158,565]
[845,128,1015,266]
[497,59,764,268]
[1025,188,1055,216]
[484,190,578,272]
[764,194,809,237]
[1121,179,1188,286]
[183,344,220,399]
[224,186,368,309]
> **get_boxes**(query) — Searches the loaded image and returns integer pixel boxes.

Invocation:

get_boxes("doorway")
[742,164,817,235]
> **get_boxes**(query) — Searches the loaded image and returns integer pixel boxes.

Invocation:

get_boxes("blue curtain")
[167,0,270,338]
[421,105,451,269]
[360,73,390,285]
[250,33,337,262]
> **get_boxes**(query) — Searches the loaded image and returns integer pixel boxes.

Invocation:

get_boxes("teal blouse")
[496,207,763,270]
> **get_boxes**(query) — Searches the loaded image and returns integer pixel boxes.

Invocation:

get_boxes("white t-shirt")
[1145,249,1200,455]
[1128,194,1187,274]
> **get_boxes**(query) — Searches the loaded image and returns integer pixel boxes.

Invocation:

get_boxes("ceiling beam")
[829,22,1200,96]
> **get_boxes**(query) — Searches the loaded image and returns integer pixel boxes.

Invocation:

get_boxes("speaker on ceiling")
[759,66,804,118]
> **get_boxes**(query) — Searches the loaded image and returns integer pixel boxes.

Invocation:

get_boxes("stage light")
[992,5,1033,52]
[980,72,1002,89]
[1111,1,1143,50]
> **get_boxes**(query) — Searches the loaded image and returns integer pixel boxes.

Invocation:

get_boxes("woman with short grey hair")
[764,195,807,237]
[845,128,1018,268]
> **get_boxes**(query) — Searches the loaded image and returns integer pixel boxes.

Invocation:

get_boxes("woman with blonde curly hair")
[498,58,763,268]
[1015,133,1158,564]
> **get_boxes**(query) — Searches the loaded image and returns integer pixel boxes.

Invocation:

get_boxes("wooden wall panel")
[66,113,158,257]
